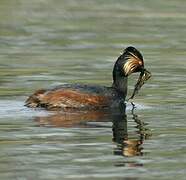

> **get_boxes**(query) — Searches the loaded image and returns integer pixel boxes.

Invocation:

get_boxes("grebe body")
[25,46,150,110]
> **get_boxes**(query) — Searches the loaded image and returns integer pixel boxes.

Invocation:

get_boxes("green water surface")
[0,0,186,180]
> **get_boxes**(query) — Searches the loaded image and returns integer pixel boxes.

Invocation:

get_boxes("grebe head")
[122,46,144,76]
[112,46,148,96]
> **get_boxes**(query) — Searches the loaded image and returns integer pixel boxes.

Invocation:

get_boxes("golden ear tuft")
[123,52,143,75]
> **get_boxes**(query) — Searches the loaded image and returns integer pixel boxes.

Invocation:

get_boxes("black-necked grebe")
[25,46,151,110]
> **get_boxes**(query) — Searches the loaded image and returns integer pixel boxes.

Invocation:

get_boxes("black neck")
[112,54,128,98]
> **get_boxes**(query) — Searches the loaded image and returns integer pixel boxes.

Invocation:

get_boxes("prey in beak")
[122,46,151,100]
[128,69,151,100]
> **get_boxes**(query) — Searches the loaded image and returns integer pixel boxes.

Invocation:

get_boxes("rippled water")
[0,0,186,179]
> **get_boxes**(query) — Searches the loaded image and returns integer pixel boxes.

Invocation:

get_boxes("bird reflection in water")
[35,109,110,128]
[34,102,151,158]
[112,102,151,157]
